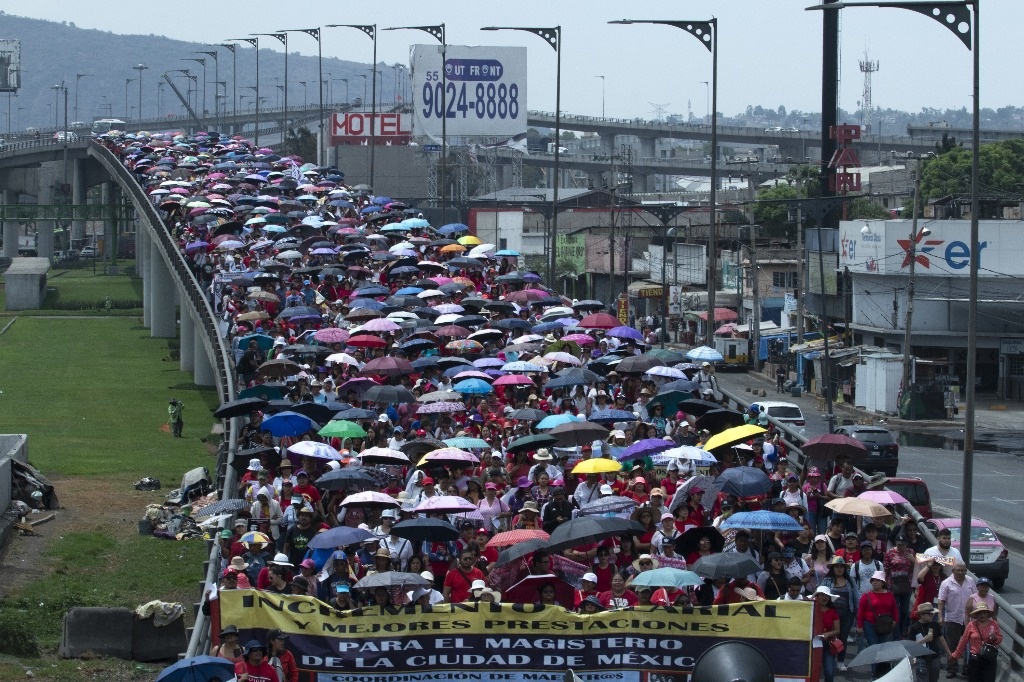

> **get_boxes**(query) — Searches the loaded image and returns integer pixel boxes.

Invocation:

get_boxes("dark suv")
[834,425,899,476]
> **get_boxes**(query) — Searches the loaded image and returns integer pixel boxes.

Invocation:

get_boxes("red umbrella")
[504,290,545,303]
[578,313,620,330]
[435,325,471,338]
[801,433,869,462]
[487,529,550,549]
[492,374,536,387]
[347,334,388,348]
[503,574,576,606]
[360,356,414,378]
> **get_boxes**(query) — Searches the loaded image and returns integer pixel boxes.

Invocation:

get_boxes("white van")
[751,401,806,428]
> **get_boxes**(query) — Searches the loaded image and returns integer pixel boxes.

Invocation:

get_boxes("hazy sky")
[5,0,1020,121]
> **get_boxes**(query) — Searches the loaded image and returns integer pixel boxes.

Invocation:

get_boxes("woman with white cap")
[813,585,842,682]
[855,569,899,676]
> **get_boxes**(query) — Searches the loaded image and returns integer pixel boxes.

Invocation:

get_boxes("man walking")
[168,398,184,438]
[936,561,976,678]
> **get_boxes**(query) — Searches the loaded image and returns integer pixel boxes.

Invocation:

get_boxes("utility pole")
[750,224,760,371]
[795,172,804,344]
[901,156,929,398]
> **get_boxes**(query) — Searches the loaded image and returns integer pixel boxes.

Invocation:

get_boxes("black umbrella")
[493,318,532,331]
[363,385,417,404]
[694,409,746,433]
[229,446,282,476]
[546,517,644,553]
[509,407,548,421]
[506,433,557,453]
[193,498,248,518]
[401,437,445,457]
[615,355,666,374]
[549,421,610,447]
[573,300,605,311]
[213,397,268,419]
[496,538,550,567]
[849,641,937,668]
[678,398,725,417]
[690,551,760,580]
[547,368,601,389]
[483,301,516,314]
[390,518,459,542]
[315,467,381,491]
[676,527,726,558]
[334,407,377,420]
[287,402,341,424]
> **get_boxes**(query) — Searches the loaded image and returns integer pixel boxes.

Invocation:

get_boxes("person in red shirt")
[234,640,277,682]
[443,549,486,603]
[266,629,298,682]
[713,578,766,604]
[573,572,600,610]
[599,572,638,609]
[291,470,323,515]
[474,529,499,573]
[814,586,842,682]
[833,533,861,565]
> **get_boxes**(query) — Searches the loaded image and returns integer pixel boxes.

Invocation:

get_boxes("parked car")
[883,476,932,519]
[53,131,79,142]
[752,401,806,429]
[80,246,97,258]
[925,517,1008,588]
[834,425,899,476]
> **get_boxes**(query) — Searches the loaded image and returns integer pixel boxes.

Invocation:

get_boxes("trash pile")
[136,466,215,540]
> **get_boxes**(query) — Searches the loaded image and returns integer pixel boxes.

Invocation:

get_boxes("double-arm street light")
[282,28,323,162]
[227,37,259,145]
[384,24,446,220]
[327,24,378,185]
[197,51,220,125]
[482,25,560,286]
[184,58,206,123]
[610,19,718,346]
[254,32,287,130]
[123,78,135,121]
[218,43,237,117]
[133,64,148,121]
[808,0,979,558]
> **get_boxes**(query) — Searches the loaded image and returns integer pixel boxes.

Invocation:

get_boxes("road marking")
[938,482,960,488]
[993,498,1024,504]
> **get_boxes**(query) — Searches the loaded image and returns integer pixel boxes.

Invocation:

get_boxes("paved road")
[714,370,1024,598]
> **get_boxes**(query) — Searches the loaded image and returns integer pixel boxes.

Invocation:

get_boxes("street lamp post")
[75,73,92,124]
[282,28,324,163]
[340,78,349,105]
[595,75,605,118]
[808,0,979,559]
[185,58,206,124]
[482,25,561,286]
[157,82,165,119]
[219,43,237,117]
[700,81,710,125]
[610,18,718,346]
[124,78,135,121]
[197,51,220,127]
[254,33,288,131]
[51,84,61,130]
[228,37,259,145]
[356,75,367,108]
[133,64,148,122]
[384,24,446,220]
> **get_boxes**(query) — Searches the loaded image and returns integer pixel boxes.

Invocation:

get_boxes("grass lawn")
[0,303,223,680]
[0,261,142,316]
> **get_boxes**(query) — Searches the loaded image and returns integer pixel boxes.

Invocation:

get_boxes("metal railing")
[718,383,1024,672]
[87,140,240,659]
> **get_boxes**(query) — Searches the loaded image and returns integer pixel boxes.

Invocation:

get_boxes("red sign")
[329,112,412,145]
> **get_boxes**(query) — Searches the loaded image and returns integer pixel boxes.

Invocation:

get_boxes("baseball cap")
[334,583,351,593]
[421,477,435,486]
[582,572,598,583]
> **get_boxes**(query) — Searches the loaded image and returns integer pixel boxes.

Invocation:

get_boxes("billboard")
[220,590,816,682]
[329,112,412,145]
[411,45,527,139]
[0,40,20,93]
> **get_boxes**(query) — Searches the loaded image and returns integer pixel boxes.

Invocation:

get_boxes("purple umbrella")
[607,325,644,341]
[618,438,676,461]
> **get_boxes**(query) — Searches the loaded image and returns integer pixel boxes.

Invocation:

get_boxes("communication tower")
[859,51,879,133]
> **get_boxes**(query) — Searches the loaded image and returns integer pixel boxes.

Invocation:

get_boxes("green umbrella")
[647,348,686,364]
[647,389,693,414]
[443,437,491,449]
[318,420,367,439]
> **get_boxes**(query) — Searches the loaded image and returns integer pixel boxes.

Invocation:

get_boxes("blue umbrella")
[716,467,773,497]
[685,345,725,362]
[359,205,381,214]
[371,195,393,205]
[473,357,505,368]
[721,510,804,532]
[536,413,584,430]
[155,655,235,682]
[494,249,521,257]
[453,378,493,394]
[629,567,704,589]
[308,525,377,549]
[334,407,377,420]
[531,321,564,333]
[438,223,469,235]
[355,285,390,297]
[400,338,436,352]
[260,411,319,437]
[411,357,439,370]
[350,298,386,310]
[396,286,425,295]
[588,409,639,424]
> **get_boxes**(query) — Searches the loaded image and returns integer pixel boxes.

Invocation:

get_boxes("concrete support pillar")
[639,136,657,162]
[193,318,216,388]
[71,159,86,249]
[150,240,176,338]
[37,183,55,261]
[101,182,115,259]
[180,304,195,374]
[2,189,17,259]
[139,226,151,327]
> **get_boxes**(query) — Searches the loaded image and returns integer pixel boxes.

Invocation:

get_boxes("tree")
[845,197,890,220]
[920,139,1024,201]
[284,126,317,162]
[753,184,797,239]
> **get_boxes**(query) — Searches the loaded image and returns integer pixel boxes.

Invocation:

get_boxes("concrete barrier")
[132,614,187,662]
[60,607,133,659]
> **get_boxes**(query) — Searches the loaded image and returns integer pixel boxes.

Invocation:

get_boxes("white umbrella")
[277,250,303,260]
[325,352,361,367]
[467,243,496,258]
[287,441,343,461]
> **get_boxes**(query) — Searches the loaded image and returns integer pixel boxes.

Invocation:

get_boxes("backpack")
[853,559,882,582]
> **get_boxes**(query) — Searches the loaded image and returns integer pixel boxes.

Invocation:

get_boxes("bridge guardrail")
[718,383,1024,671]
[87,140,240,659]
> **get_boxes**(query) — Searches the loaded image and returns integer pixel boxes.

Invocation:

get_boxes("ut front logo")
[897,234,944,268]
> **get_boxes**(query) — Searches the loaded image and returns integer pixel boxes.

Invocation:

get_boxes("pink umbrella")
[857,490,909,505]
[314,327,350,344]
[453,370,493,381]
[340,491,402,508]
[360,318,402,333]
[415,495,479,513]
[492,374,536,387]
[357,447,409,465]
[562,334,597,345]
[429,276,454,285]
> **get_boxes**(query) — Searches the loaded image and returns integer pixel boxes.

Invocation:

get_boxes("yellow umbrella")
[702,424,767,451]
[440,244,467,254]
[572,458,623,475]
[457,235,482,246]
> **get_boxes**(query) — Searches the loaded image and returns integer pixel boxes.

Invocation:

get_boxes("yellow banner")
[219,590,814,680]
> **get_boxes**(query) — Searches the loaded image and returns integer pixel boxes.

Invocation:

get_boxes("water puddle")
[897,430,1024,456]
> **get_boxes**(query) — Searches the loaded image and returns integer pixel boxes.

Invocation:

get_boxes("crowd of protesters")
[104,129,1003,682]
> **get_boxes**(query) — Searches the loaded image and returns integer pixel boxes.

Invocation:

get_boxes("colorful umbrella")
[318,420,367,439]
[487,529,550,549]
